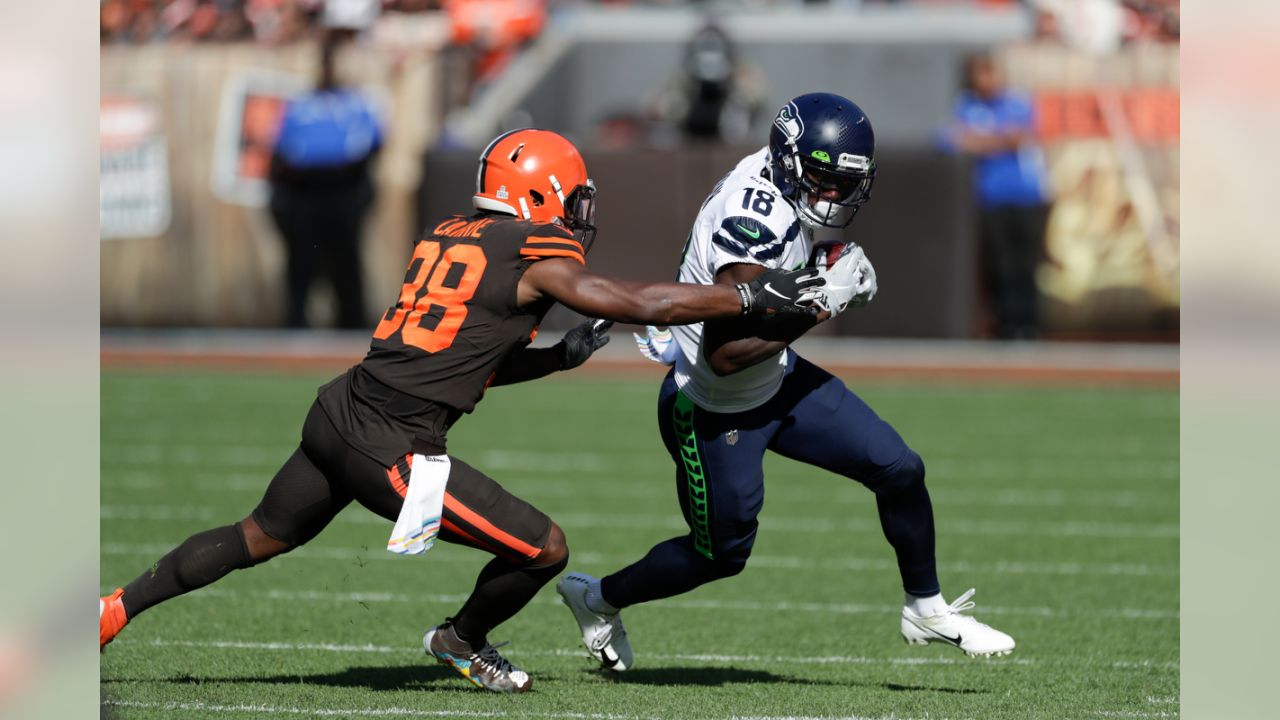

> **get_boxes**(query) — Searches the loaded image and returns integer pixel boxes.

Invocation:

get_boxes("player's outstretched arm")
[518,258,823,325]
[488,320,612,386]
[703,263,831,377]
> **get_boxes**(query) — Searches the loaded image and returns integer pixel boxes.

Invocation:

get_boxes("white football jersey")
[671,147,814,413]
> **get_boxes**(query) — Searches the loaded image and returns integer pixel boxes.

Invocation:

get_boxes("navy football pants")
[600,352,940,608]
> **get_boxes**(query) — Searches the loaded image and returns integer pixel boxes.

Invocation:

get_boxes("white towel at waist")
[387,453,450,555]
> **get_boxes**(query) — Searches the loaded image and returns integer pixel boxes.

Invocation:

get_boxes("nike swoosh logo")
[737,224,761,239]
[762,282,790,301]
[929,628,962,645]
[907,617,961,646]
[599,648,620,668]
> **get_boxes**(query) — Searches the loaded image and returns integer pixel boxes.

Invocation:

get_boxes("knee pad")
[870,449,926,497]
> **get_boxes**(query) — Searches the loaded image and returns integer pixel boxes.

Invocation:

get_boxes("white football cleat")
[556,572,633,671]
[900,588,1015,658]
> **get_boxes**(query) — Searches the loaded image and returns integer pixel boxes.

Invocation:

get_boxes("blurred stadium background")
[99,1,1179,718]
[100,0,1178,342]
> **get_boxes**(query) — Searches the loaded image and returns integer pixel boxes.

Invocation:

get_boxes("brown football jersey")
[318,213,584,463]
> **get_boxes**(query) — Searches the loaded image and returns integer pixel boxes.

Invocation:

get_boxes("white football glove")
[812,242,877,316]
[633,325,678,366]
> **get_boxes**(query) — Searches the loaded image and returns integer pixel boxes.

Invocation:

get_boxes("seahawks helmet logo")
[773,102,804,143]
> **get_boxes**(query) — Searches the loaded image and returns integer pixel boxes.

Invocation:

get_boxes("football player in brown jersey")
[100,129,823,693]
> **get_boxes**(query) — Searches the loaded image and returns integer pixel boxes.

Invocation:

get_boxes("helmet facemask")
[561,179,598,252]
[794,154,875,229]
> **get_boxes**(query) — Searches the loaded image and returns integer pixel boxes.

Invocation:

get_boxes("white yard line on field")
[103,468,1177,511]
[99,504,1180,539]
[100,699,964,720]
[102,443,1179,481]
[101,542,1178,578]
[116,637,1176,676]
[99,700,632,719]
[119,637,1034,669]
[100,586,1179,621]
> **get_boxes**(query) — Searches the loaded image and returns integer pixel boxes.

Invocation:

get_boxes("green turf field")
[100,369,1178,720]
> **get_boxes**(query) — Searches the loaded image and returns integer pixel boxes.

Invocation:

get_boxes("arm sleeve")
[488,346,562,387]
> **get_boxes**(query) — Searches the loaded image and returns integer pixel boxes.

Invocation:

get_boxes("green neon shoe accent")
[810,150,831,163]
[673,391,714,560]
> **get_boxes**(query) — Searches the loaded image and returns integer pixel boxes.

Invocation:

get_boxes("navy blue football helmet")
[768,92,876,229]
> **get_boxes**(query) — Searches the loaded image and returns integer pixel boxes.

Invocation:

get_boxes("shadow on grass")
[103,666,989,695]
[880,681,989,695]
[592,666,843,687]
[102,664,467,692]
[597,669,991,694]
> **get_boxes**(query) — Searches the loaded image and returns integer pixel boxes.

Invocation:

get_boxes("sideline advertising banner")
[100,97,170,240]
[1007,44,1179,336]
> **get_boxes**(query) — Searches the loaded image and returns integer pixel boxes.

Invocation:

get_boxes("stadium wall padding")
[100,43,443,328]
[99,39,1176,338]
[418,147,979,339]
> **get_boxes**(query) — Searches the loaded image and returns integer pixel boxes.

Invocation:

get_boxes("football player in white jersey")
[558,93,1015,668]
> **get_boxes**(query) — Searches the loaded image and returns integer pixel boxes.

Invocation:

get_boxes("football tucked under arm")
[810,242,877,316]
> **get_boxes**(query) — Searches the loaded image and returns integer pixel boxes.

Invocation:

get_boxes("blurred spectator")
[940,53,1050,340]
[1031,0,1178,51]
[653,22,767,144]
[1032,6,1063,43]
[268,29,383,328]
[100,0,333,45]
[592,20,767,149]
[1119,0,1179,42]
[1030,0,1123,53]
[443,0,547,103]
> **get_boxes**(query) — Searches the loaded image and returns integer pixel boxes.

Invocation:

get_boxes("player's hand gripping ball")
[810,242,877,315]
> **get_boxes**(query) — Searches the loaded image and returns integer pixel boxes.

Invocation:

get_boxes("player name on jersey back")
[321,214,584,464]
[361,214,583,413]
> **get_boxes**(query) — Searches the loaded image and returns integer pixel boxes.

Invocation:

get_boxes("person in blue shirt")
[941,53,1050,340]
[270,29,383,329]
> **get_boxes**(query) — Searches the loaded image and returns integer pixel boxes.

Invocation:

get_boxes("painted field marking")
[101,443,1178,481]
[99,504,1180,539]
[99,586,1179,621]
[103,468,1177,511]
[100,699,969,720]
[115,637,1175,675]
[117,637,1033,669]
[101,542,1178,578]
[100,700,632,719]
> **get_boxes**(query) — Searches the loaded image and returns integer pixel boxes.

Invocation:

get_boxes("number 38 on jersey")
[373,239,488,353]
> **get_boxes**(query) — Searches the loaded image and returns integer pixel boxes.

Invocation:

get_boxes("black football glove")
[736,267,826,316]
[556,319,614,370]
